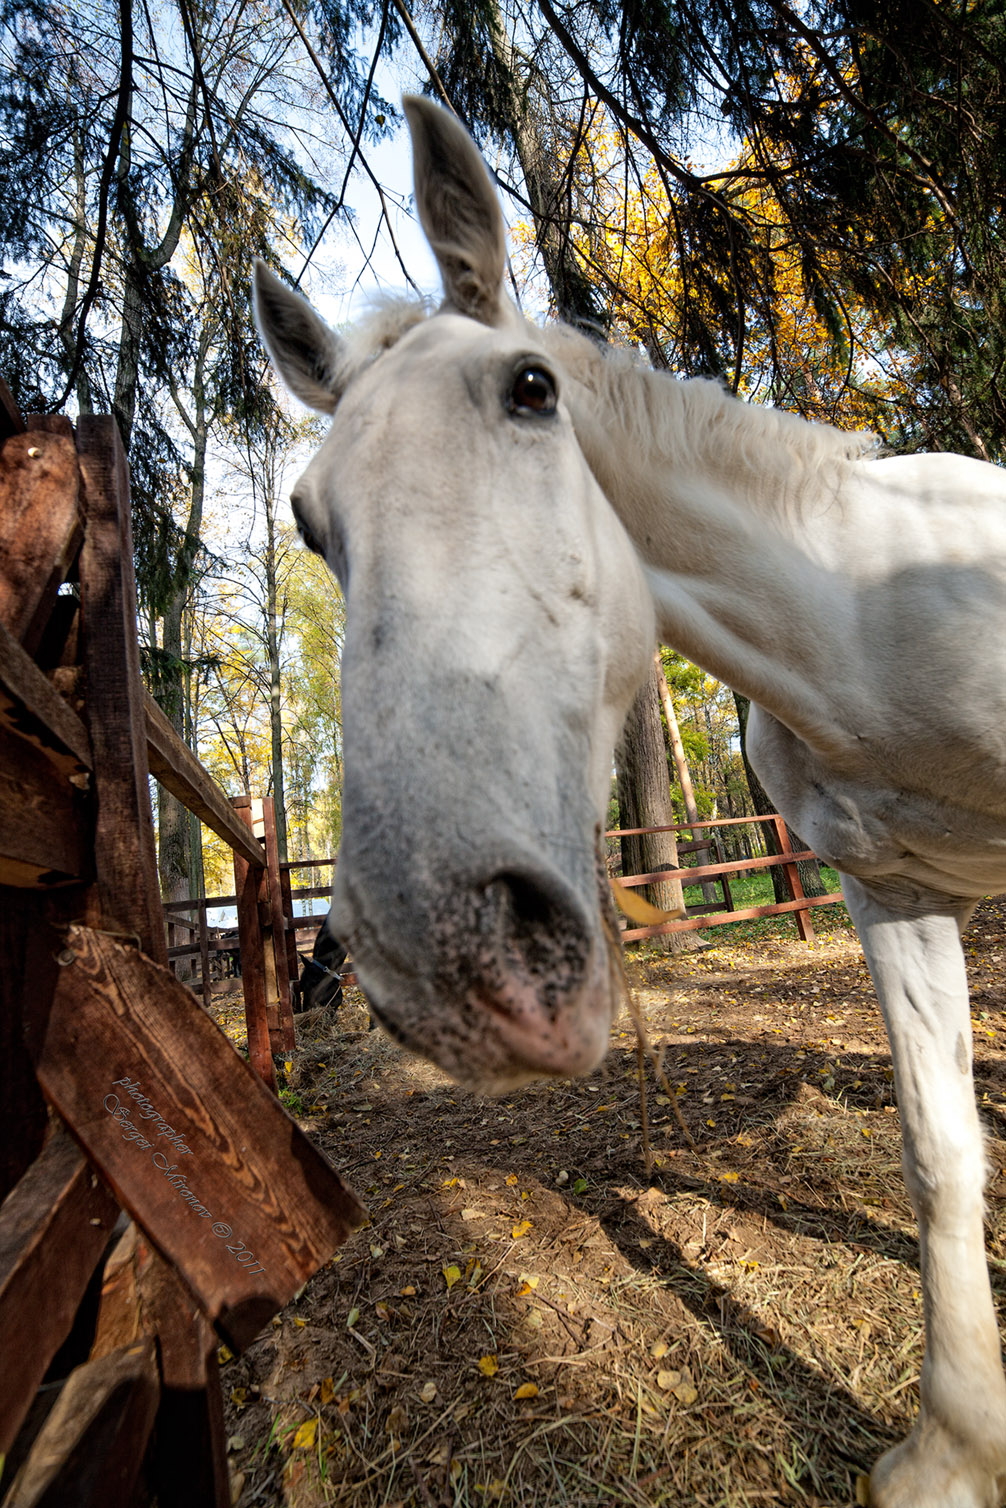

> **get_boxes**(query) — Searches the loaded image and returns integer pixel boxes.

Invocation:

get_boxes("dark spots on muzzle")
[427,866,592,1015]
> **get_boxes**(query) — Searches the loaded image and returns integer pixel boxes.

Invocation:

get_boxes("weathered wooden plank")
[260,796,296,1051]
[0,429,83,656]
[619,849,818,889]
[0,616,92,779]
[143,692,263,870]
[232,798,278,1085]
[620,891,844,941]
[1,1339,159,1508]
[0,1128,120,1458]
[135,1249,231,1508]
[75,417,165,962]
[31,925,366,1350]
[0,722,90,887]
[88,1228,231,1508]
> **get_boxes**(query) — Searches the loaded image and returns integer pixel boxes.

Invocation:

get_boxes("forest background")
[2,0,1003,913]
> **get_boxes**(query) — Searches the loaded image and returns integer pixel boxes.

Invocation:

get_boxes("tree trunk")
[616,662,688,952]
[654,651,719,906]
[263,494,288,863]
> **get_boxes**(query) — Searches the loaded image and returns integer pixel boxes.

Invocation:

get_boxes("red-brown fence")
[610,813,844,943]
[163,812,844,998]
[0,385,364,1506]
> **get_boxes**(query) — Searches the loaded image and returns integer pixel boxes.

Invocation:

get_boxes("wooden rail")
[610,813,842,943]
[165,811,844,994]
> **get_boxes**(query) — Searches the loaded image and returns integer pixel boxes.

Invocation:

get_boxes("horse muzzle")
[328,854,621,1093]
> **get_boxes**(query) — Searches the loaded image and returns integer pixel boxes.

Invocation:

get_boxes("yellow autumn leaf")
[511,1220,533,1239]
[478,1354,499,1376]
[514,1382,539,1400]
[610,877,685,925]
[505,1174,518,1186]
[443,1264,462,1289]
[292,1419,317,1450]
[319,1377,335,1405]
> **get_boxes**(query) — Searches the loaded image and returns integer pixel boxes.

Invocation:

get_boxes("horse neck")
[547,326,861,755]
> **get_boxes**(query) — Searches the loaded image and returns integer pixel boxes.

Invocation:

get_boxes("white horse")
[254,98,1006,1508]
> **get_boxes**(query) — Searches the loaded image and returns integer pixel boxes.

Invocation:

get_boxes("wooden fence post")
[231,796,277,1088]
[76,415,166,963]
[260,795,296,1050]
[772,814,815,942]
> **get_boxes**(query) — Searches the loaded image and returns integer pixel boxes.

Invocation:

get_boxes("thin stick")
[625,989,698,1153]
[636,1032,653,1178]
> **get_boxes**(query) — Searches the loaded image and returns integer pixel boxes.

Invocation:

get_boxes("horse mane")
[542,324,878,518]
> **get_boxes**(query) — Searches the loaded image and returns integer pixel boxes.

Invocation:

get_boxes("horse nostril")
[486,868,592,999]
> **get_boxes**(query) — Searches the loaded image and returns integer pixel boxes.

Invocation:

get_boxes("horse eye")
[508,366,557,416]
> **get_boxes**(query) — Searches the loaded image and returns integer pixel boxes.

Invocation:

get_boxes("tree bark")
[616,662,688,952]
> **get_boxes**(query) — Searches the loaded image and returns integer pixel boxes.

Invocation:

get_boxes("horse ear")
[253,260,345,414]
[403,95,506,326]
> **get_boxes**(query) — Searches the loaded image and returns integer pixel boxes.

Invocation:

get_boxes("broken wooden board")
[0,722,90,888]
[0,1339,159,1508]
[30,926,366,1350]
[0,1128,120,1458]
[89,1227,232,1508]
[0,428,83,657]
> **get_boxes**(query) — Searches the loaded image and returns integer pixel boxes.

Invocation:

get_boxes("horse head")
[254,98,654,1093]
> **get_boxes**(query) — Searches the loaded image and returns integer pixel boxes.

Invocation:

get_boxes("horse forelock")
[337,294,434,388]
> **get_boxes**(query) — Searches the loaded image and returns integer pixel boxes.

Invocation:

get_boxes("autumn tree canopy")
[3,0,1002,881]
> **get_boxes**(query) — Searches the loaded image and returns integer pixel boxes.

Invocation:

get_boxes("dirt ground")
[219,897,1006,1508]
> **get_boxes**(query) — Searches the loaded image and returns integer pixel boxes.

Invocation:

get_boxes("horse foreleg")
[842,876,1006,1508]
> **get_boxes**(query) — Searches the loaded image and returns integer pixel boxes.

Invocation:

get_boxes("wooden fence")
[0,387,365,1506]
[611,813,844,943]
[163,813,844,997]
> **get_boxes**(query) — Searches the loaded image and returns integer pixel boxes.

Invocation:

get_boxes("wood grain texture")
[32,925,366,1350]
[0,430,83,655]
[0,1128,120,1457]
[0,722,90,887]
[75,418,165,962]
[0,616,92,778]
[1,1339,159,1508]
